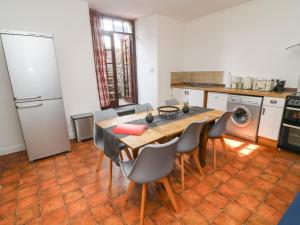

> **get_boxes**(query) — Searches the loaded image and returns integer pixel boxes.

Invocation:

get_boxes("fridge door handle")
[16,103,43,109]
[15,95,42,101]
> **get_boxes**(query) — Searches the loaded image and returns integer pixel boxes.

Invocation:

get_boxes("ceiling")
[84,0,252,21]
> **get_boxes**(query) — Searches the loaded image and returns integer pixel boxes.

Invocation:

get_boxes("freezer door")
[1,33,62,102]
[16,99,70,161]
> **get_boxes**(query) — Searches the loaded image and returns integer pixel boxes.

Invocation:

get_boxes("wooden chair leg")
[124,181,135,202]
[108,159,113,188]
[96,151,104,172]
[119,151,124,161]
[220,137,228,158]
[212,139,216,169]
[140,184,147,225]
[161,177,179,213]
[181,154,185,191]
[192,150,204,176]
[124,148,133,160]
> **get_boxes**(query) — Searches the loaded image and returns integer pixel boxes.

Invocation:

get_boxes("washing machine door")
[231,105,252,128]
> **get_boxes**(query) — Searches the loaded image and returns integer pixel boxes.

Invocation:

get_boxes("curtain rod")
[89,9,136,22]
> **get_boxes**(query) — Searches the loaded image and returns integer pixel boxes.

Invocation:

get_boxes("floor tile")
[91,203,115,222]
[17,205,40,225]
[256,203,282,224]
[42,207,68,225]
[67,198,89,218]
[69,210,97,225]
[224,201,252,223]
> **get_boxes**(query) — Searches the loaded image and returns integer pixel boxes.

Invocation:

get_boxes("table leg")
[132,149,139,159]
[199,122,213,167]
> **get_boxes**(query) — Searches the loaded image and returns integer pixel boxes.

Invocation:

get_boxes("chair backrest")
[135,103,153,113]
[208,111,233,138]
[165,98,179,106]
[93,108,118,149]
[126,137,179,183]
[177,119,207,153]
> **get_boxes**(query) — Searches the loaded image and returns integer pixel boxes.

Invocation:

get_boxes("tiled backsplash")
[171,71,224,84]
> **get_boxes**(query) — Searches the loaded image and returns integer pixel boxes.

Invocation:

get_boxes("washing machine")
[226,94,263,142]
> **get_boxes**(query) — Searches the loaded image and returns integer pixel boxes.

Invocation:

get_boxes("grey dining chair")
[177,119,207,191]
[165,98,180,106]
[134,103,153,113]
[208,111,233,169]
[121,137,180,225]
[94,108,132,187]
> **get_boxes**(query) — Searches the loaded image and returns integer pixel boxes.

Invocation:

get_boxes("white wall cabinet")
[207,92,228,111]
[258,97,284,141]
[171,88,204,107]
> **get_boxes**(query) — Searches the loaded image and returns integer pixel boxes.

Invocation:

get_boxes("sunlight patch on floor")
[238,148,255,156]
[224,138,244,149]
[245,144,260,150]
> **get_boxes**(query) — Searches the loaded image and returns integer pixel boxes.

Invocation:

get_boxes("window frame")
[100,14,138,109]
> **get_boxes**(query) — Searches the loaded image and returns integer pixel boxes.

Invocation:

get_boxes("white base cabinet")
[258,97,285,141]
[207,92,228,111]
[171,88,204,107]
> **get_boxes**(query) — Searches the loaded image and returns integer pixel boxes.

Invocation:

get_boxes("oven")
[278,95,300,152]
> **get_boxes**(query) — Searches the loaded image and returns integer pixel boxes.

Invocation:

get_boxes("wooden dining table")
[96,106,224,166]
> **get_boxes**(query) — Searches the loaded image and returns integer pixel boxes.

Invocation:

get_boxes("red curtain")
[90,10,110,108]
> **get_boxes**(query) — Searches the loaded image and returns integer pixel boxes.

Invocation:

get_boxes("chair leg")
[96,151,105,172]
[119,151,124,161]
[108,159,113,188]
[192,150,204,176]
[161,177,179,213]
[220,137,228,158]
[124,148,133,160]
[181,154,185,191]
[140,184,147,225]
[124,181,135,202]
[212,139,216,169]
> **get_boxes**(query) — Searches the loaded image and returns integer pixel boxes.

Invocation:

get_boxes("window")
[101,16,137,108]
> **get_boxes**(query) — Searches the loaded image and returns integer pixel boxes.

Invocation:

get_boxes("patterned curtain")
[89,10,110,108]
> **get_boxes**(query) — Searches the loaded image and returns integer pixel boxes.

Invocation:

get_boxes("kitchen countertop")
[171,84,295,98]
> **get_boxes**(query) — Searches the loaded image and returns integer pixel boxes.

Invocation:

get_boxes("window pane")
[102,18,113,31]
[113,20,123,32]
[103,36,111,49]
[106,64,113,74]
[105,50,112,63]
[123,22,132,33]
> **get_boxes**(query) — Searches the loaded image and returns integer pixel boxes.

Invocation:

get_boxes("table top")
[96,107,224,150]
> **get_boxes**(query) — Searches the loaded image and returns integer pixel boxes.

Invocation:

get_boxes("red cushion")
[112,124,147,135]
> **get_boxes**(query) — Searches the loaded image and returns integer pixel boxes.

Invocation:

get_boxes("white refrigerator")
[0,31,70,161]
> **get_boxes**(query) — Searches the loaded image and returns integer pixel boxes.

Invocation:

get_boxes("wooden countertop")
[171,85,295,99]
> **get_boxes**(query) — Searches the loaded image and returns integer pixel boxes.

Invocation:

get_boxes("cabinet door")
[258,106,284,140]
[189,90,204,107]
[172,88,186,104]
[207,92,228,111]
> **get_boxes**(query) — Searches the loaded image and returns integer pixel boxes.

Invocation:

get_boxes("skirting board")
[258,136,278,148]
[0,143,25,156]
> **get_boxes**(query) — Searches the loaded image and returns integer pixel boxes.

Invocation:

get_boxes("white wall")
[157,16,185,106]
[184,0,300,87]
[0,0,99,155]
[136,15,158,107]
[136,15,184,107]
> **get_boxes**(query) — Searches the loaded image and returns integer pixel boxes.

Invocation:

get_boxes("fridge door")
[16,99,70,161]
[1,33,62,102]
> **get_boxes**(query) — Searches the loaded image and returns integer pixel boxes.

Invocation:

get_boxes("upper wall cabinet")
[207,92,228,111]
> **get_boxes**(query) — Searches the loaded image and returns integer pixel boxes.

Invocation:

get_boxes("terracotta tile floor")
[1,136,300,225]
